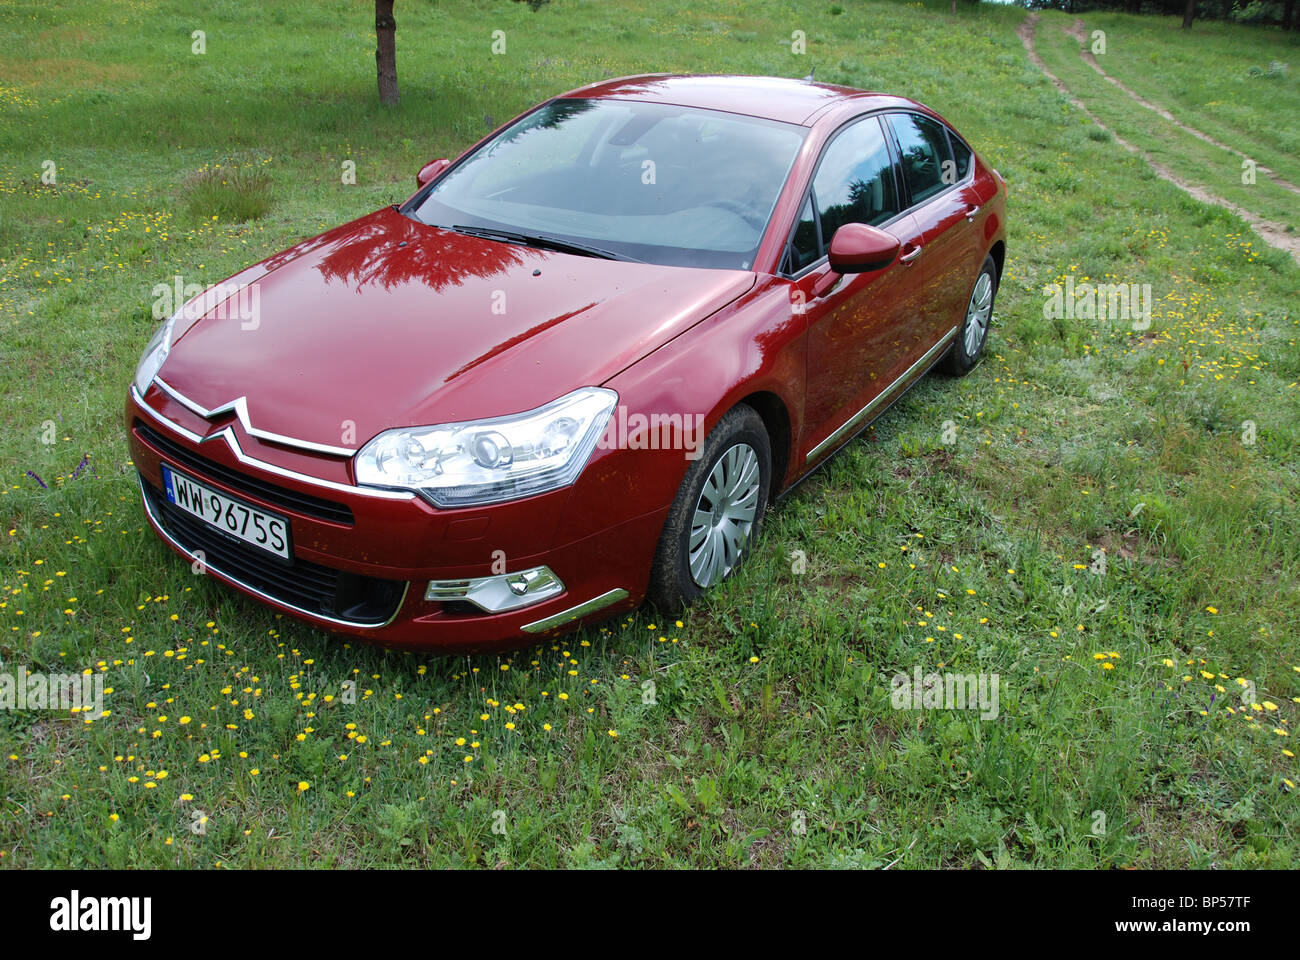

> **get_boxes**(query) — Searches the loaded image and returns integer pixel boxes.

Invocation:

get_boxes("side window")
[788,196,820,272]
[812,116,900,242]
[888,113,953,206]
[948,131,973,182]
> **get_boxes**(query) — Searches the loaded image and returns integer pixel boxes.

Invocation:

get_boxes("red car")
[126,74,1006,653]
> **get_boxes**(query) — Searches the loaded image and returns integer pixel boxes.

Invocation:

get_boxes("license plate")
[161,464,291,560]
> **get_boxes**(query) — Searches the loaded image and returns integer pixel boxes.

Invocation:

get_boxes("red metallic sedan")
[126,74,1006,653]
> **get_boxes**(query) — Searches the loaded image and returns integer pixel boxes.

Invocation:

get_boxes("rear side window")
[888,113,953,206]
[948,132,973,182]
[812,115,900,239]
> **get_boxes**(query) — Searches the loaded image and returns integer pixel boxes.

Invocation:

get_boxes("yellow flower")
[297,781,310,792]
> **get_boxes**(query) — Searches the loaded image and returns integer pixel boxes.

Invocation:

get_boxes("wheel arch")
[988,239,1005,287]
[733,390,792,501]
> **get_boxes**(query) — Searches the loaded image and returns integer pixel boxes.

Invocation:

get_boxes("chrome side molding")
[521,588,629,634]
[806,325,958,463]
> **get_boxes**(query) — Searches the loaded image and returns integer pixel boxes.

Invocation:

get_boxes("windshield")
[408,98,807,270]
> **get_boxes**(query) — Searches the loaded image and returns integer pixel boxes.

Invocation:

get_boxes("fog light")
[425,565,564,613]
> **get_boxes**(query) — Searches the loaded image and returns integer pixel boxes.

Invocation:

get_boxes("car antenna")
[803,66,815,81]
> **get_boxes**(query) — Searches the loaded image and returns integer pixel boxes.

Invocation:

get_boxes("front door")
[790,115,928,465]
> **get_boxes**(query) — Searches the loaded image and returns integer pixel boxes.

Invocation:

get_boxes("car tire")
[940,254,998,376]
[646,404,771,614]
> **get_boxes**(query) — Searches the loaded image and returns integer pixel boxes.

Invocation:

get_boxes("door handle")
[965,205,981,222]
[899,245,922,264]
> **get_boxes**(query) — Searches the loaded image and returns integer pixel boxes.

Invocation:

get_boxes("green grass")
[0,0,1297,868]
[182,158,274,223]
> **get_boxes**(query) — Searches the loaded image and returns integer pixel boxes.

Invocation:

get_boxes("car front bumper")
[126,387,662,653]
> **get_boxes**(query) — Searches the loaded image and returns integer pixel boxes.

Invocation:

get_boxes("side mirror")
[415,158,451,188]
[827,223,901,274]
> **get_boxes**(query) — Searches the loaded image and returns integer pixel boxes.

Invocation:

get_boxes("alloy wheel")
[963,271,993,357]
[688,442,762,588]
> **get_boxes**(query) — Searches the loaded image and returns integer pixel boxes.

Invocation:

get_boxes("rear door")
[886,112,986,344]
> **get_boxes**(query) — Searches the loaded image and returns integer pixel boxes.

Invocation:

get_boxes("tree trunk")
[376,0,398,106]
[1181,0,1195,28]
[1285,0,1295,30]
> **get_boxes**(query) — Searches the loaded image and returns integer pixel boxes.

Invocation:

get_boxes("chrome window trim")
[132,386,416,502]
[137,475,410,629]
[154,377,358,456]
[806,325,958,463]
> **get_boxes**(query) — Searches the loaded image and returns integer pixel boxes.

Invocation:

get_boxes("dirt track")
[1018,13,1300,264]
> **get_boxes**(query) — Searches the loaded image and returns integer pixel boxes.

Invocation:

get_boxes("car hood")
[158,205,755,451]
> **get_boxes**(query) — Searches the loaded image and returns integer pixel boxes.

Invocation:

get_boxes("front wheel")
[646,404,771,613]
[940,254,997,376]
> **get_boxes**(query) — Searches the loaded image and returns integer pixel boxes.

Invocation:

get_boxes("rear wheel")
[647,404,770,613]
[940,254,997,376]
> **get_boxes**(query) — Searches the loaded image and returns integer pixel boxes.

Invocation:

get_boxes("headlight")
[133,314,176,394]
[354,387,618,507]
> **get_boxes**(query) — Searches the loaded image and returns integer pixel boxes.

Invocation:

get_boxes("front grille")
[134,419,354,525]
[141,477,404,626]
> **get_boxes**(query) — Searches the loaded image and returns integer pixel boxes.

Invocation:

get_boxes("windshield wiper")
[449,224,639,262]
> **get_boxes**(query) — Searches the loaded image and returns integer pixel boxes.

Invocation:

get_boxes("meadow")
[0,0,1297,868]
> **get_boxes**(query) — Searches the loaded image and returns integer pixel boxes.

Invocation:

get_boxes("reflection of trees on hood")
[263,211,535,294]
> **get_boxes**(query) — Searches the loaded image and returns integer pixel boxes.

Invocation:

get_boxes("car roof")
[558,73,922,127]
